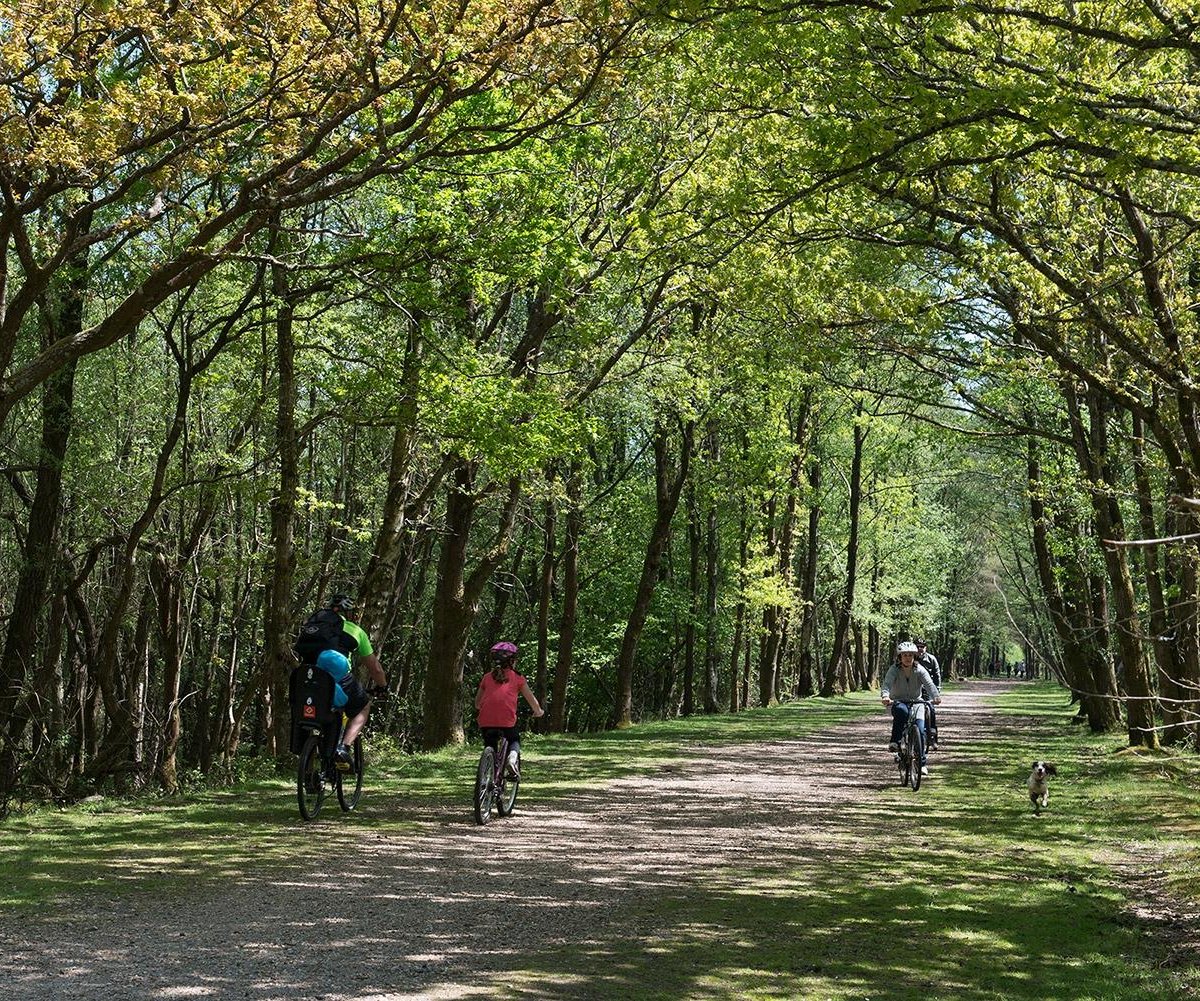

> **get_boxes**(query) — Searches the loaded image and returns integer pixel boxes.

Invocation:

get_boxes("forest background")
[2,0,1198,809]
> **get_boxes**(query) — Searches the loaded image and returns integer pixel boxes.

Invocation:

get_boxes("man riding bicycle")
[296,593,387,766]
[881,640,941,777]
[914,637,941,749]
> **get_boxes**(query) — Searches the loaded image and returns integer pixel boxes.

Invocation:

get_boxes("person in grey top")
[881,640,941,774]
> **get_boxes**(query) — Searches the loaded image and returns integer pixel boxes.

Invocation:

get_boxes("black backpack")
[294,608,346,665]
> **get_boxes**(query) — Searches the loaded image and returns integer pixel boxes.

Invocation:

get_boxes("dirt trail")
[0,681,1058,1000]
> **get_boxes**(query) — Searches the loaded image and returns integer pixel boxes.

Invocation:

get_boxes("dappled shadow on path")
[0,681,1168,1000]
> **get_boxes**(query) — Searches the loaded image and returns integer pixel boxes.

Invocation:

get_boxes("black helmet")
[330,593,357,614]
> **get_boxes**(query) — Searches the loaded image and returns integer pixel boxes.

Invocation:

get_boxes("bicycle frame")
[893,699,932,790]
[297,712,363,820]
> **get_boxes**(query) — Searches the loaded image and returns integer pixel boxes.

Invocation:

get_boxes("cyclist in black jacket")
[914,638,941,749]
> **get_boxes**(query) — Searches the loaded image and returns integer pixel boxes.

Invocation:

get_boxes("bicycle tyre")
[908,725,924,791]
[337,736,364,812]
[297,733,326,820]
[497,755,519,817]
[474,747,495,825]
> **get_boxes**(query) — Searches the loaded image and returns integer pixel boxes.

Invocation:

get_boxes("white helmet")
[896,641,918,655]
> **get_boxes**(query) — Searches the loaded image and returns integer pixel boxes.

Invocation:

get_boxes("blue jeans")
[891,703,928,766]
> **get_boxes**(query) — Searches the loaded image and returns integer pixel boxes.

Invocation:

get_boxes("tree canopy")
[2,0,1198,806]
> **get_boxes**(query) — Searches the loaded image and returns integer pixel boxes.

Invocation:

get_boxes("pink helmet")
[489,641,518,663]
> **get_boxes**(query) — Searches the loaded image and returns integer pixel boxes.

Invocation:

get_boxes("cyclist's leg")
[927,703,938,748]
[504,726,521,776]
[339,677,372,748]
[915,705,929,766]
[890,702,909,747]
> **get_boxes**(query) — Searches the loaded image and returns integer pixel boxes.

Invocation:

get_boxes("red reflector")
[303,706,316,719]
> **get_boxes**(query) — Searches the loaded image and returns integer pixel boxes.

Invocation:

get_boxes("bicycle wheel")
[297,733,327,820]
[497,753,519,817]
[336,736,364,812]
[474,747,496,825]
[907,725,925,791]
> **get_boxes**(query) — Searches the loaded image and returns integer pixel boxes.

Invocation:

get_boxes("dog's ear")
[1046,763,1058,775]
[1032,761,1039,771]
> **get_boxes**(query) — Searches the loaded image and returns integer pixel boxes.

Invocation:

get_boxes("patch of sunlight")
[154,988,219,998]
[943,927,1019,952]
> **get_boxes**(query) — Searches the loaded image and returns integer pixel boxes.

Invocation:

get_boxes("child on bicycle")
[475,641,544,778]
[881,640,941,776]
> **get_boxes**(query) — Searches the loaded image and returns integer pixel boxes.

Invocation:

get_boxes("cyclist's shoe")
[334,743,353,771]
[887,741,899,753]
[505,750,520,779]
[920,766,930,777]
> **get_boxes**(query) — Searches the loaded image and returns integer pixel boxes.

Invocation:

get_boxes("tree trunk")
[1027,439,1122,731]
[549,466,581,732]
[422,464,522,749]
[360,320,423,640]
[728,498,748,712]
[0,214,89,805]
[703,441,722,713]
[1068,386,1157,748]
[1131,413,1186,743]
[151,555,185,792]
[263,214,299,760]
[821,405,864,696]
[683,483,700,716]
[535,477,557,709]
[797,457,820,698]
[616,419,695,727]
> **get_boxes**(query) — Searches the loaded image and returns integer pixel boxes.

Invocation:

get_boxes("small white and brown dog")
[1028,761,1058,814]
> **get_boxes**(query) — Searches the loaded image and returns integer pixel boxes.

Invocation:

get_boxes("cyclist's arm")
[361,651,386,689]
[475,679,486,712]
[519,679,545,717]
[880,666,896,703]
[343,620,386,688]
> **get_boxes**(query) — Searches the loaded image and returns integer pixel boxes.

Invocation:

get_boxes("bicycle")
[891,698,933,791]
[474,728,519,825]
[296,715,363,820]
[290,664,373,821]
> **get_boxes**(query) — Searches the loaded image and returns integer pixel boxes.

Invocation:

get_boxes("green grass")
[4,682,1199,1000]
[490,682,1200,1000]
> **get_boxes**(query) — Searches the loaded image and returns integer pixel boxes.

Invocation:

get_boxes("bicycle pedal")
[335,761,351,772]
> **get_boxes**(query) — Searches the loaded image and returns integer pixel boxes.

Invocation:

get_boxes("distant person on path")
[882,641,941,777]
[914,638,941,749]
[295,593,387,765]
[476,641,544,778]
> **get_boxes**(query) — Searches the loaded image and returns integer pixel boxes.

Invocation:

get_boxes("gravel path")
[0,681,1088,1000]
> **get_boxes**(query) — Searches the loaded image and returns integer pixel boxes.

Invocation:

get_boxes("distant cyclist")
[295,594,386,766]
[914,637,941,749]
[881,640,941,777]
[475,642,544,778]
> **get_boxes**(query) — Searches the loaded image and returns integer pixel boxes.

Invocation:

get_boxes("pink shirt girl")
[477,669,527,728]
